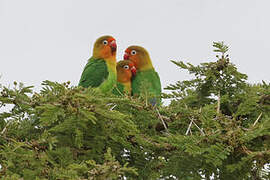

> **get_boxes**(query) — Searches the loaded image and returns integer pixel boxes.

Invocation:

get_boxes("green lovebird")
[112,60,136,96]
[124,46,161,105]
[78,35,117,93]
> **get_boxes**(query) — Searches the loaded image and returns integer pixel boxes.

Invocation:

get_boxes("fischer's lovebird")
[112,60,136,96]
[124,46,161,106]
[78,35,117,93]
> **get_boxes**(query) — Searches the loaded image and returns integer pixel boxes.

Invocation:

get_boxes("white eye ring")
[102,40,108,45]
[131,50,136,55]
[123,65,129,69]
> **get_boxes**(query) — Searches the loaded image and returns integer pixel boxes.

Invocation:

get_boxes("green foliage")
[0,42,269,179]
[167,42,247,111]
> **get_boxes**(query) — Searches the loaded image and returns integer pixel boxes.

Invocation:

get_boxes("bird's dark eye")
[102,40,108,45]
[123,65,129,69]
[131,50,136,55]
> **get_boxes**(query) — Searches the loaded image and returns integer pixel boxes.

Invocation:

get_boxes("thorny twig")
[110,104,117,111]
[199,106,202,113]
[106,103,117,111]
[185,117,205,136]
[253,112,263,127]
[1,120,12,135]
[192,121,205,136]
[185,118,194,135]
[156,108,168,132]
[217,90,221,114]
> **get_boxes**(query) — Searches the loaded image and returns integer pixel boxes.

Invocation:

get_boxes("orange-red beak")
[109,38,117,53]
[124,52,129,60]
[130,66,136,76]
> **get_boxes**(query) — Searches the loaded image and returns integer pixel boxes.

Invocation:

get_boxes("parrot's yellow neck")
[106,57,117,73]
[98,58,117,93]
[140,65,153,71]
[139,58,154,71]
[122,81,131,94]
[136,54,154,71]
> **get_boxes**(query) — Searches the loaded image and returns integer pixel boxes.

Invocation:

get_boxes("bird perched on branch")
[78,35,117,93]
[124,46,161,106]
[112,60,136,96]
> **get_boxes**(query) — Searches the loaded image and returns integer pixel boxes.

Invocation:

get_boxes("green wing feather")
[132,69,161,105]
[78,57,108,88]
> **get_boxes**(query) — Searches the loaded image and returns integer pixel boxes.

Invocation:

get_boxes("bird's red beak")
[109,40,117,53]
[130,66,136,76]
[124,53,129,60]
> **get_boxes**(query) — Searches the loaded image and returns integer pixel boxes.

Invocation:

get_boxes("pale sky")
[0,0,269,92]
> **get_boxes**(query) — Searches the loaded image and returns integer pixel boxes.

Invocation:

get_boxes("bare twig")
[161,115,171,122]
[192,121,205,136]
[199,106,202,113]
[185,117,205,136]
[110,104,117,111]
[156,108,168,132]
[1,120,12,135]
[217,90,221,114]
[253,112,263,127]
[106,103,117,111]
[185,118,194,135]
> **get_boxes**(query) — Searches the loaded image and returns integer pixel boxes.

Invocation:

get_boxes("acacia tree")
[0,42,269,179]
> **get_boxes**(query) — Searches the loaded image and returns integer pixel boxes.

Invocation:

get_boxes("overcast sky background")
[0,0,269,93]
